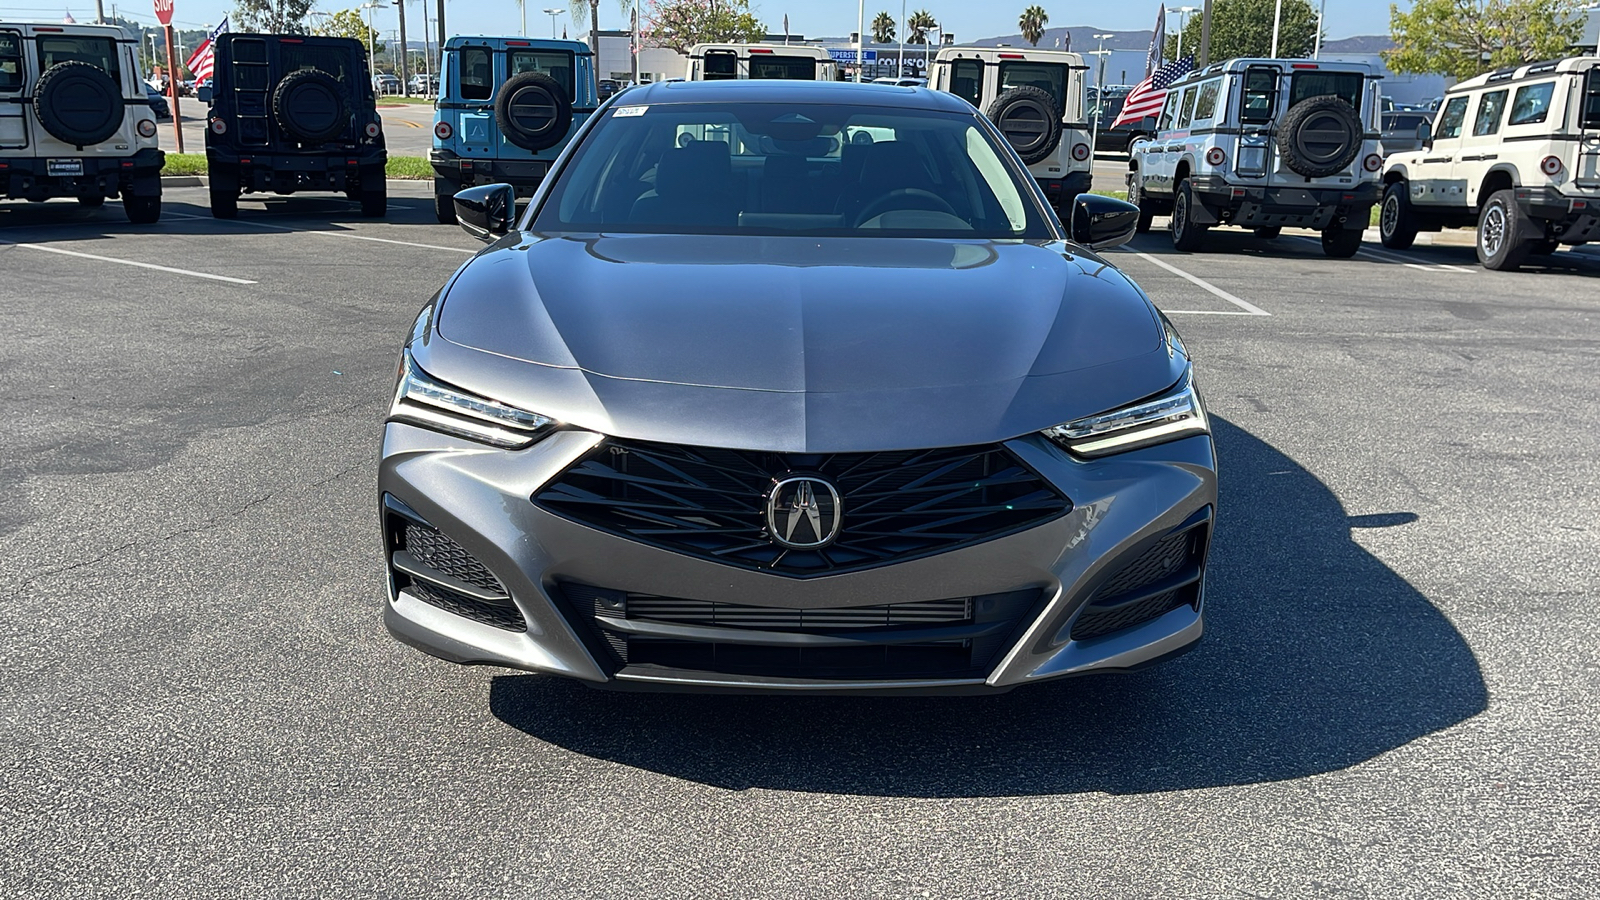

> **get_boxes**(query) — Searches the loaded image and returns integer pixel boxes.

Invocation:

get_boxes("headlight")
[1042,371,1209,458]
[388,349,555,448]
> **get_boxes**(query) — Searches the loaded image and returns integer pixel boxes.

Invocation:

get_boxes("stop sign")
[153,0,173,26]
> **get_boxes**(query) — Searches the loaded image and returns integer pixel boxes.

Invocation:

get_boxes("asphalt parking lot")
[3,183,1597,897]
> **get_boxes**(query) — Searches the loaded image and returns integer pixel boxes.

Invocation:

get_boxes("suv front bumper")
[0,148,164,201]
[1191,176,1379,230]
[207,147,387,195]
[430,150,550,191]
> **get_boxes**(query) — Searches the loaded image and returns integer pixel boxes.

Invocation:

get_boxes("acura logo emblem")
[766,476,843,549]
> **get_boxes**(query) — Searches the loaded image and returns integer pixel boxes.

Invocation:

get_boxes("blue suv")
[430,36,597,223]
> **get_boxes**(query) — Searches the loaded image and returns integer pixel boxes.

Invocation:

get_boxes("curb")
[162,175,207,186]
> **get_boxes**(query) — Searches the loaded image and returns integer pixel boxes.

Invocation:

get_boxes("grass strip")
[159,154,435,180]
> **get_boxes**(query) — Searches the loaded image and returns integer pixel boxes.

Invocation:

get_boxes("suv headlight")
[388,349,555,448]
[1042,370,1209,458]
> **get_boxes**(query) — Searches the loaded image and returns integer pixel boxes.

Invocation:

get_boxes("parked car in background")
[1089,84,1140,155]
[373,73,401,95]
[429,36,598,224]
[145,82,172,120]
[1379,111,1431,154]
[598,78,620,99]
[408,72,439,95]
[685,43,840,81]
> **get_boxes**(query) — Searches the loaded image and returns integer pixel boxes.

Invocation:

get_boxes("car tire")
[358,166,388,218]
[1321,225,1363,258]
[78,194,106,209]
[1127,174,1154,234]
[209,169,239,219]
[124,193,161,225]
[494,71,574,153]
[34,61,124,146]
[1379,182,1420,249]
[1170,179,1208,252]
[434,178,459,224]
[984,86,1062,166]
[1253,226,1282,239]
[1476,189,1533,271]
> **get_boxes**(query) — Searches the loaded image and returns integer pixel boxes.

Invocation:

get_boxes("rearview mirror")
[454,183,515,243]
[1416,120,1432,150]
[197,85,212,104]
[1070,194,1139,251]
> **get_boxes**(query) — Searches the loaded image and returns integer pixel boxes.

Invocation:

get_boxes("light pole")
[926,21,940,73]
[362,1,384,90]
[544,7,563,39]
[1167,6,1198,59]
[1313,0,1326,58]
[856,0,864,83]
[1089,33,1114,154]
[898,0,906,77]
[1270,0,1283,58]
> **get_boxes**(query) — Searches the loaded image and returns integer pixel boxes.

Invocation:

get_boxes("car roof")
[618,79,974,112]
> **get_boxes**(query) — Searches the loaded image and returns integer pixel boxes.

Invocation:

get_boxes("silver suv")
[1127,58,1383,256]
[0,21,164,222]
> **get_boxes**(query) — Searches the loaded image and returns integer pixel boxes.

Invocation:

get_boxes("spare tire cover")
[494,71,574,153]
[1278,95,1363,178]
[983,85,1062,166]
[271,69,350,144]
[34,61,124,147]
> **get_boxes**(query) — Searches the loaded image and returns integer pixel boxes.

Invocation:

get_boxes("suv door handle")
[1423,156,1452,163]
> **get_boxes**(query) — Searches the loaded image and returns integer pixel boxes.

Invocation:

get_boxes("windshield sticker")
[613,105,648,117]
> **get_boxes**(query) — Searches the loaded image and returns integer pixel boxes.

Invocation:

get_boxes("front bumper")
[1191,175,1380,230]
[1515,185,1600,243]
[430,149,550,191]
[0,147,164,201]
[379,422,1217,694]
[207,146,387,195]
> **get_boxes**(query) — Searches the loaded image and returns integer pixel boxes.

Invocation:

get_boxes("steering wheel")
[852,188,959,228]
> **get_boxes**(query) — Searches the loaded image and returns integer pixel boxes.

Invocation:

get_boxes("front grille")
[535,439,1071,577]
[1069,515,1209,641]
[403,523,504,594]
[407,582,526,632]
[563,583,1042,680]
[385,496,525,632]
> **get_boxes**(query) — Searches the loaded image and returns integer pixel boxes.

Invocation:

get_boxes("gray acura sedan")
[380,80,1216,693]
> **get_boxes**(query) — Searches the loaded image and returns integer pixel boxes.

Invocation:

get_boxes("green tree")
[1019,5,1049,47]
[1386,0,1586,79]
[232,0,316,33]
[643,0,765,53]
[312,8,379,48]
[871,10,896,44]
[1164,0,1319,60]
[906,8,937,45]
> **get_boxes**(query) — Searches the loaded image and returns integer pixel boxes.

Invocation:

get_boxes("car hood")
[424,233,1181,453]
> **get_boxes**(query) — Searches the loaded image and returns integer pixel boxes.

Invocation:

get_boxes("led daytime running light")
[1043,373,1209,458]
[389,350,555,448]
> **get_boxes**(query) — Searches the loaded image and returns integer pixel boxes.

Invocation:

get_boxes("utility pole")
[396,0,409,96]
[94,0,104,23]
[1199,0,1212,66]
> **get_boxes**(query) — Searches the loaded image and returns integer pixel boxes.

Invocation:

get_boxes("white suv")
[1127,58,1384,257]
[931,46,1094,212]
[0,21,164,222]
[1379,56,1600,270]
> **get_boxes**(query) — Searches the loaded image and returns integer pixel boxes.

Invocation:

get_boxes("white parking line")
[1,240,257,284]
[1117,249,1272,316]
[1292,235,1472,272]
[167,211,476,254]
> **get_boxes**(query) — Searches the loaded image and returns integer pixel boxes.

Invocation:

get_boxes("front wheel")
[1321,225,1363,258]
[1171,180,1209,252]
[1127,174,1154,234]
[124,193,160,224]
[1476,188,1533,271]
[1379,182,1420,249]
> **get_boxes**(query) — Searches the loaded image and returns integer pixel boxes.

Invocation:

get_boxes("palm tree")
[906,8,936,45]
[871,11,895,45]
[1019,5,1048,47]
[568,0,633,56]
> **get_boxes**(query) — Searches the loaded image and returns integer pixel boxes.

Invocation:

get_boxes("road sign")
[153,0,174,26]
[828,48,877,64]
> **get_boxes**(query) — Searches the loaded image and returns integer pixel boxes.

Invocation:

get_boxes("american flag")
[1111,57,1194,129]
[184,17,228,83]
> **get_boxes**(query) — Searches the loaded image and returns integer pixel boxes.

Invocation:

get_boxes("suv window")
[1192,79,1220,125]
[511,49,573,97]
[1241,68,1277,123]
[1584,69,1600,129]
[949,59,982,106]
[39,35,119,79]
[284,45,351,81]
[1436,95,1468,139]
[749,55,815,80]
[1175,86,1197,128]
[1157,90,1178,129]
[459,47,492,100]
[1508,81,1555,126]
[1472,88,1507,136]
[0,31,21,91]
[1289,71,1361,108]
[998,62,1066,112]
[704,51,737,80]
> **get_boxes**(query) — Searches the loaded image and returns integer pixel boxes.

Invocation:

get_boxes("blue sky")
[4,0,1399,41]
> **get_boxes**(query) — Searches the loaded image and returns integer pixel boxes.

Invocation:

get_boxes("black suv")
[200,34,387,218]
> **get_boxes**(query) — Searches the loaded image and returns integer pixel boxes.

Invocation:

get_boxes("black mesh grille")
[406,582,526,632]
[562,583,1042,680]
[403,523,505,594]
[1092,530,1189,601]
[1069,518,1208,641]
[1070,589,1190,640]
[534,439,1071,577]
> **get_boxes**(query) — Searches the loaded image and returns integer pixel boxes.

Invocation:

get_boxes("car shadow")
[1128,226,1600,274]
[486,416,1488,797]
[0,194,450,235]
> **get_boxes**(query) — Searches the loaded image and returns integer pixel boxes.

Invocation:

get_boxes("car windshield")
[533,101,1049,239]
[39,35,119,79]
[283,45,351,81]
[1289,71,1363,109]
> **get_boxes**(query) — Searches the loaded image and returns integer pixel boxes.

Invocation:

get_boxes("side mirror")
[1070,193,1139,251]
[454,183,516,243]
[1416,120,1432,150]
[1139,115,1157,133]
[197,85,212,104]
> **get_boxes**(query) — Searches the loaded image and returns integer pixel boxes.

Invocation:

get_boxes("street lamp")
[1089,33,1114,154]
[361,2,384,90]
[927,21,940,73]
[1167,6,1198,59]
[543,7,564,39]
